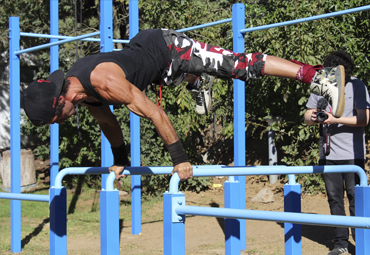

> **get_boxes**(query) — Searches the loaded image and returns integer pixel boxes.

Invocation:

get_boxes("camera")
[316,110,328,122]
[316,98,329,122]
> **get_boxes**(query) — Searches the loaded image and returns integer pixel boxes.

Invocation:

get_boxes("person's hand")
[321,111,337,125]
[171,162,193,181]
[109,165,126,180]
[310,110,319,123]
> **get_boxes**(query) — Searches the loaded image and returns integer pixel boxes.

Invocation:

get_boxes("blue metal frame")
[168,166,370,255]
[224,180,241,254]
[128,0,142,236]
[355,185,370,254]
[99,0,114,189]
[49,187,67,255]
[4,2,370,255]
[0,193,49,202]
[50,0,59,189]
[163,192,186,255]
[284,183,302,255]
[241,5,370,34]
[231,4,247,252]
[98,2,120,255]
[9,16,22,254]
[100,188,120,255]
[15,31,101,55]
[177,18,232,33]
[174,205,370,228]
[20,32,128,43]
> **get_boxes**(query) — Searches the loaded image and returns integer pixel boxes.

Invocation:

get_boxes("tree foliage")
[1,0,369,194]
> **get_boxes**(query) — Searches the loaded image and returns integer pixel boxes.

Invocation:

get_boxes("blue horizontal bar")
[15,31,100,55]
[56,165,207,189]
[241,5,370,33]
[176,206,370,229]
[105,165,226,191]
[20,32,130,44]
[54,167,110,188]
[169,165,368,193]
[20,32,101,42]
[177,18,232,33]
[0,193,49,202]
[59,165,367,192]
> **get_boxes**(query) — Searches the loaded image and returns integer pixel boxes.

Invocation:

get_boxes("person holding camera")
[304,51,370,255]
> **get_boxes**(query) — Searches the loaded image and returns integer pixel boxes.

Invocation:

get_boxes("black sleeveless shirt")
[65,29,170,105]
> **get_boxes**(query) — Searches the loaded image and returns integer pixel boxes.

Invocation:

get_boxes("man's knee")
[246,52,267,78]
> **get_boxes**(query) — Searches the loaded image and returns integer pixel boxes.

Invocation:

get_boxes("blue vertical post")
[100,0,114,188]
[9,16,22,254]
[231,3,246,251]
[224,179,241,254]
[284,183,302,255]
[355,185,370,255]
[99,0,118,253]
[49,187,67,255]
[49,0,59,188]
[100,189,120,255]
[49,1,60,253]
[163,192,185,255]
[129,0,142,236]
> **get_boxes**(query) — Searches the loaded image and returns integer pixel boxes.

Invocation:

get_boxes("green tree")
[1,0,369,194]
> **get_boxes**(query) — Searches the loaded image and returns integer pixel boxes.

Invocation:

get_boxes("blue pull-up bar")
[241,5,370,33]
[177,18,232,33]
[15,31,100,55]
[20,32,130,44]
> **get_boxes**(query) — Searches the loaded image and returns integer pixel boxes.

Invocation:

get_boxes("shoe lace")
[196,92,204,106]
[338,248,348,253]
[199,75,211,90]
[317,81,333,104]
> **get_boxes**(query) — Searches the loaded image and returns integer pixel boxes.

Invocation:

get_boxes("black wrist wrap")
[111,143,129,166]
[166,140,189,166]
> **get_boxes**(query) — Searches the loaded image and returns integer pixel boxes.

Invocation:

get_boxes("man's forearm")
[99,121,125,147]
[149,110,190,166]
[333,115,367,127]
[150,110,180,146]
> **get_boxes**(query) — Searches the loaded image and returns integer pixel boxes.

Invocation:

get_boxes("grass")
[0,190,50,254]
[0,183,161,255]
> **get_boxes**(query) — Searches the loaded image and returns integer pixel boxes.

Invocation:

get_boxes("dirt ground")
[62,175,355,255]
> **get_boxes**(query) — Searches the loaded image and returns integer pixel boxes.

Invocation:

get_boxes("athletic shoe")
[186,74,215,115]
[310,65,345,118]
[327,247,349,255]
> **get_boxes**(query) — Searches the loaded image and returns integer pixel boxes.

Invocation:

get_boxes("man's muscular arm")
[89,63,193,181]
[85,104,128,179]
[86,104,124,147]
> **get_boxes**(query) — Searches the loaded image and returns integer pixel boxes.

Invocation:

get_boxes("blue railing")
[3,1,370,255]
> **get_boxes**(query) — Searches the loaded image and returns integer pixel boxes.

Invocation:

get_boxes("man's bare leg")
[264,55,345,117]
[264,56,301,79]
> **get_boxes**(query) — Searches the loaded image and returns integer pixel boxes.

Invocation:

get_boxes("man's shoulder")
[349,76,366,86]
[347,76,369,94]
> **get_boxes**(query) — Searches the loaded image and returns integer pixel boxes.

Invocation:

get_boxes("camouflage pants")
[161,28,267,86]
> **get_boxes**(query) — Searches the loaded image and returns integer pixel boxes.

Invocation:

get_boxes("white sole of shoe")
[195,76,215,115]
[333,65,345,118]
